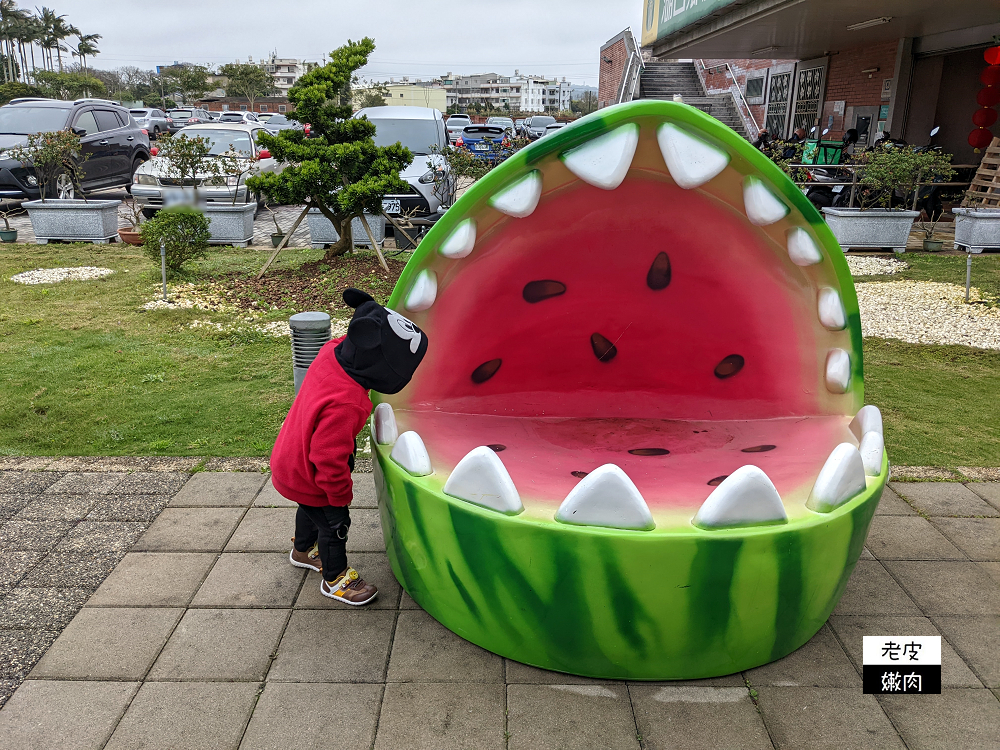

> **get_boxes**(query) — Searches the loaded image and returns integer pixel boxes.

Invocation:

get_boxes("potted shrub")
[12,130,121,244]
[953,207,1000,254]
[151,133,256,247]
[0,208,18,242]
[822,146,954,254]
[139,206,211,274]
[118,198,145,245]
[265,203,286,247]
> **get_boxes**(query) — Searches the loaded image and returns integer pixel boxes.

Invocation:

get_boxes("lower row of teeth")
[372,403,884,531]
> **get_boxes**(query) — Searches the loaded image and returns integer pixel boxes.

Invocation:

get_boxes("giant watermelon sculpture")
[370,101,887,680]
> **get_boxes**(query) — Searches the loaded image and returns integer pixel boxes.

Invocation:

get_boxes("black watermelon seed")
[571,471,589,478]
[523,280,567,303]
[471,358,502,383]
[487,444,506,452]
[628,448,670,456]
[707,475,728,486]
[714,354,745,379]
[646,252,672,290]
[590,333,618,362]
[741,444,776,453]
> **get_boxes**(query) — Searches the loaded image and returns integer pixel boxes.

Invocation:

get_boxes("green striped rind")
[374,448,886,680]
[385,100,865,408]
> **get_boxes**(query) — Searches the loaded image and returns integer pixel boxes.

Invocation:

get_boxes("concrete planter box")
[23,199,121,244]
[307,208,385,249]
[953,208,1000,254]
[202,203,256,247]
[821,207,919,254]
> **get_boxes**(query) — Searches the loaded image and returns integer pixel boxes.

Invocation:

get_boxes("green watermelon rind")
[385,100,864,405]
[374,446,886,680]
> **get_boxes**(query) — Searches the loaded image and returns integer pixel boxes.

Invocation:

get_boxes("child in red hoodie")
[271,288,427,605]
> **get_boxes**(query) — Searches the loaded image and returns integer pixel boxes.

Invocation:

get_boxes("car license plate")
[474,143,490,151]
[382,199,401,213]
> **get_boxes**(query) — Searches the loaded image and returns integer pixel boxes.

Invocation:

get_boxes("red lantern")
[982,65,1000,87]
[973,107,999,128]
[969,127,994,149]
[986,46,1000,65]
[979,87,1000,107]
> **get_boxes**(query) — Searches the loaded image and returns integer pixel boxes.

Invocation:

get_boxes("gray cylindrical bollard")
[289,311,332,394]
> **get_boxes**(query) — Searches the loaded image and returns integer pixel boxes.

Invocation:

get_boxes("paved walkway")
[0,466,998,749]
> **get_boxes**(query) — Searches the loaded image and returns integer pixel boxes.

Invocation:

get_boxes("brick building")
[195,96,293,115]
[634,1,993,162]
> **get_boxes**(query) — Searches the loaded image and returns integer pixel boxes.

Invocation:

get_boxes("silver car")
[129,107,169,139]
[446,114,471,142]
[218,111,260,124]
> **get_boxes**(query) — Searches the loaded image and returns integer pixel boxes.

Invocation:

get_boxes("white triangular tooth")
[656,122,730,189]
[372,403,397,446]
[743,176,789,226]
[489,171,542,218]
[818,287,846,330]
[404,269,437,312]
[443,446,523,515]
[390,431,432,476]
[693,465,787,529]
[859,432,884,477]
[825,348,851,394]
[787,227,823,266]
[561,124,639,190]
[849,405,883,441]
[555,464,654,530]
[807,443,867,512]
[439,219,476,259]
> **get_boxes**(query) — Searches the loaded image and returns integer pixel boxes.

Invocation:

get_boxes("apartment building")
[439,71,573,112]
[261,55,320,96]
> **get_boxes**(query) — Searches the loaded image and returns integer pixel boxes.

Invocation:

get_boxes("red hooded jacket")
[270,337,372,507]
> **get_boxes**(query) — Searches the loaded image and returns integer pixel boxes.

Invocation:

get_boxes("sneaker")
[289,539,322,573]
[320,567,378,606]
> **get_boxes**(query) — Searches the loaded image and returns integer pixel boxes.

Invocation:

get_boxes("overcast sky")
[51,0,641,86]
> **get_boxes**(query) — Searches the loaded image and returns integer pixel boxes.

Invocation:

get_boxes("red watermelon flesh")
[381,105,873,528]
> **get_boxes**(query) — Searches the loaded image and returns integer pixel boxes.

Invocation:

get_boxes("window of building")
[278,105,286,112]
[240,104,248,111]
[260,105,268,112]
[744,76,765,104]
[222,104,230,111]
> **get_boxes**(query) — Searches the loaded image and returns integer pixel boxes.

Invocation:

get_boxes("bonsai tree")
[9,129,87,201]
[139,206,211,272]
[856,146,954,210]
[246,38,413,262]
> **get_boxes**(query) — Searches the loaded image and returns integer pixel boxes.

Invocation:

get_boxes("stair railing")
[615,29,645,105]
[722,63,760,136]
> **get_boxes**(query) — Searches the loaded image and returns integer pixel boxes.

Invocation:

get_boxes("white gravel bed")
[11,267,115,284]
[846,256,908,276]
[856,281,1000,350]
[141,283,231,311]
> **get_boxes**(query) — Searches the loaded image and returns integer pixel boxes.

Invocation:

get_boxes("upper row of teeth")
[372,403,885,531]
[403,121,854,396]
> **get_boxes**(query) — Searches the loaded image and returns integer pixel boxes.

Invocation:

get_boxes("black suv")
[0,98,151,199]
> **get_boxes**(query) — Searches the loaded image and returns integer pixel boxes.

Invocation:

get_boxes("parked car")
[256,112,276,122]
[456,124,509,160]
[514,118,525,135]
[261,114,303,135]
[206,111,221,121]
[524,115,556,140]
[485,116,515,134]
[218,111,260,124]
[131,122,279,217]
[354,106,455,218]
[543,122,566,137]
[166,107,213,132]
[129,108,170,138]
[0,98,151,200]
[446,114,471,142]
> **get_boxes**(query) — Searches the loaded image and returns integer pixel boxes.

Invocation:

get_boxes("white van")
[354,106,455,218]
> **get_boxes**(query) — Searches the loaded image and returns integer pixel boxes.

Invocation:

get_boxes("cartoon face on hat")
[335,288,428,394]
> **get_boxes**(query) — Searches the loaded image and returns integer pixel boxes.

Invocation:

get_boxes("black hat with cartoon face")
[334,288,428,394]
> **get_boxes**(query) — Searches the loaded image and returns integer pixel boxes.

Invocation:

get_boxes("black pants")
[293,504,351,582]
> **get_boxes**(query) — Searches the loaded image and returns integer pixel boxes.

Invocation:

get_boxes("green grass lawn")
[1,244,998,466]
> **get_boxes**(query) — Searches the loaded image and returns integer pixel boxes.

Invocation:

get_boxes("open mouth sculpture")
[371,101,887,680]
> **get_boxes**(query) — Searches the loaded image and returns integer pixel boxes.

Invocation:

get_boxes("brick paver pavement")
[0,464,998,749]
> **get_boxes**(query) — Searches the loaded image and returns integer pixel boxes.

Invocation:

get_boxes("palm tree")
[70,31,98,76]
[0,0,21,83]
